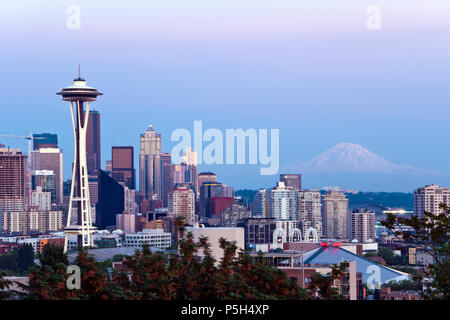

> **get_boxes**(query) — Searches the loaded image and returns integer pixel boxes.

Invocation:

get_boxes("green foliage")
[0,251,18,274]
[382,204,450,300]
[306,262,348,300]
[377,247,408,266]
[17,244,35,275]
[0,271,12,300]
[382,279,422,291]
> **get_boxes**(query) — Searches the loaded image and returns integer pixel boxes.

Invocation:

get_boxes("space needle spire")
[57,68,102,252]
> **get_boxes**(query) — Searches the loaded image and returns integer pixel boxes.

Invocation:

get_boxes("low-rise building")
[124,228,171,249]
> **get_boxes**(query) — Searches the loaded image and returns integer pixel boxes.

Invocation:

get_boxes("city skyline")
[1,1,450,192]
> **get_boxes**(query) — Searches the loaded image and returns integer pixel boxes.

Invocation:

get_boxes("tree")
[382,204,450,299]
[17,244,35,275]
[27,244,71,300]
[0,272,11,300]
[307,262,348,300]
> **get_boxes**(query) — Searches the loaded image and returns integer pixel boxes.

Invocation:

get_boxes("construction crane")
[0,132,45,157]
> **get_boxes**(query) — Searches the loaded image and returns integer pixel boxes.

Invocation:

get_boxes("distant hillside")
[345,192,414,211]
[235,189,414,211]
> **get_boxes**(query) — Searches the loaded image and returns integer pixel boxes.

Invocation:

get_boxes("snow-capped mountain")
[287,143,435,175]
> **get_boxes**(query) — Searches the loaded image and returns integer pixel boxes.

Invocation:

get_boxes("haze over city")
[1,0,449,191]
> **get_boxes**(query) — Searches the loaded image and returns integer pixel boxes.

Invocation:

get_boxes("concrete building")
[279,174,302,191]
[116,213,136,233]
[322,191,348,239]
[348,209,375,243]
[0,148,28,212]
[267,182,298,221]
[168,185,196,226]
[30,148,63,205]
[31,170,57,204]
[30,186,52,211]
[139,125,162,200]
[239,217,276,249]
[252,189,267,218]
[414,184,450,217]
[220,204,251,227]
[185,227,245,262]
[1,209,63,235]
[124,228,171,249]
[298,190,323,239]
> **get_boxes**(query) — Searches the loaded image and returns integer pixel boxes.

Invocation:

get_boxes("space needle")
[57,66,102,252]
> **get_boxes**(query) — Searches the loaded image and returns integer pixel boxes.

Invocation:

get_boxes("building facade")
[112,146,135,190]
[139,125,162,200]
[322,191,348,239]
[414,184,450,217]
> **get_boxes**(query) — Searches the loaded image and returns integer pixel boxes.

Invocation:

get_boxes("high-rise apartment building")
[85,110,101,175]
[267,182,298,221]
[0,148,28,212]
[253,189,267,218]
[322,191,348,239]
[139,125,161,199]
[199,182,234,221]
[298,190,323,239]
[168,185,196,226]
[30,148,63,205]
[112,146,135,189]
[279,174,302,191]
[348,209,375,242]
[414,184,450,217]
[181,148,199,197]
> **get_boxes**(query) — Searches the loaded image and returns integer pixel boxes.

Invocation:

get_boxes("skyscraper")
[161,153,173,207]
[182,147,199,197]
[0,148,27,212]
[96,169,124,229]
[322,191,348,239]
[198,172,217,186]
[139,125,161,199]
[252,189,267,218]
[85,110,101,175]
[279,174,302,191]
[112,146,135,189]
[31,170,57,204]
[30,148,63,205]
[298,190,323,239]
[414,184,450,217]
[168,185,196,226]
[267,182,298,221]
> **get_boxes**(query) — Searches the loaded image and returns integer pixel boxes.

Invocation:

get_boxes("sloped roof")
[303,246,409,284]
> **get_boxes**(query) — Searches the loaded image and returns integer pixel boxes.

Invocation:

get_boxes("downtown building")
[321,191,348,239]
[279,174,302,191]
[414,184,450,217]
[112,146,136,190]
[139,125,162,200]
[252,189,268,218]
[30,147,63,205]
[168,184,196,226]
[348,209,375,243]
[298,190,323,240]
[0,148,28,212]
[219,203,252,228]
